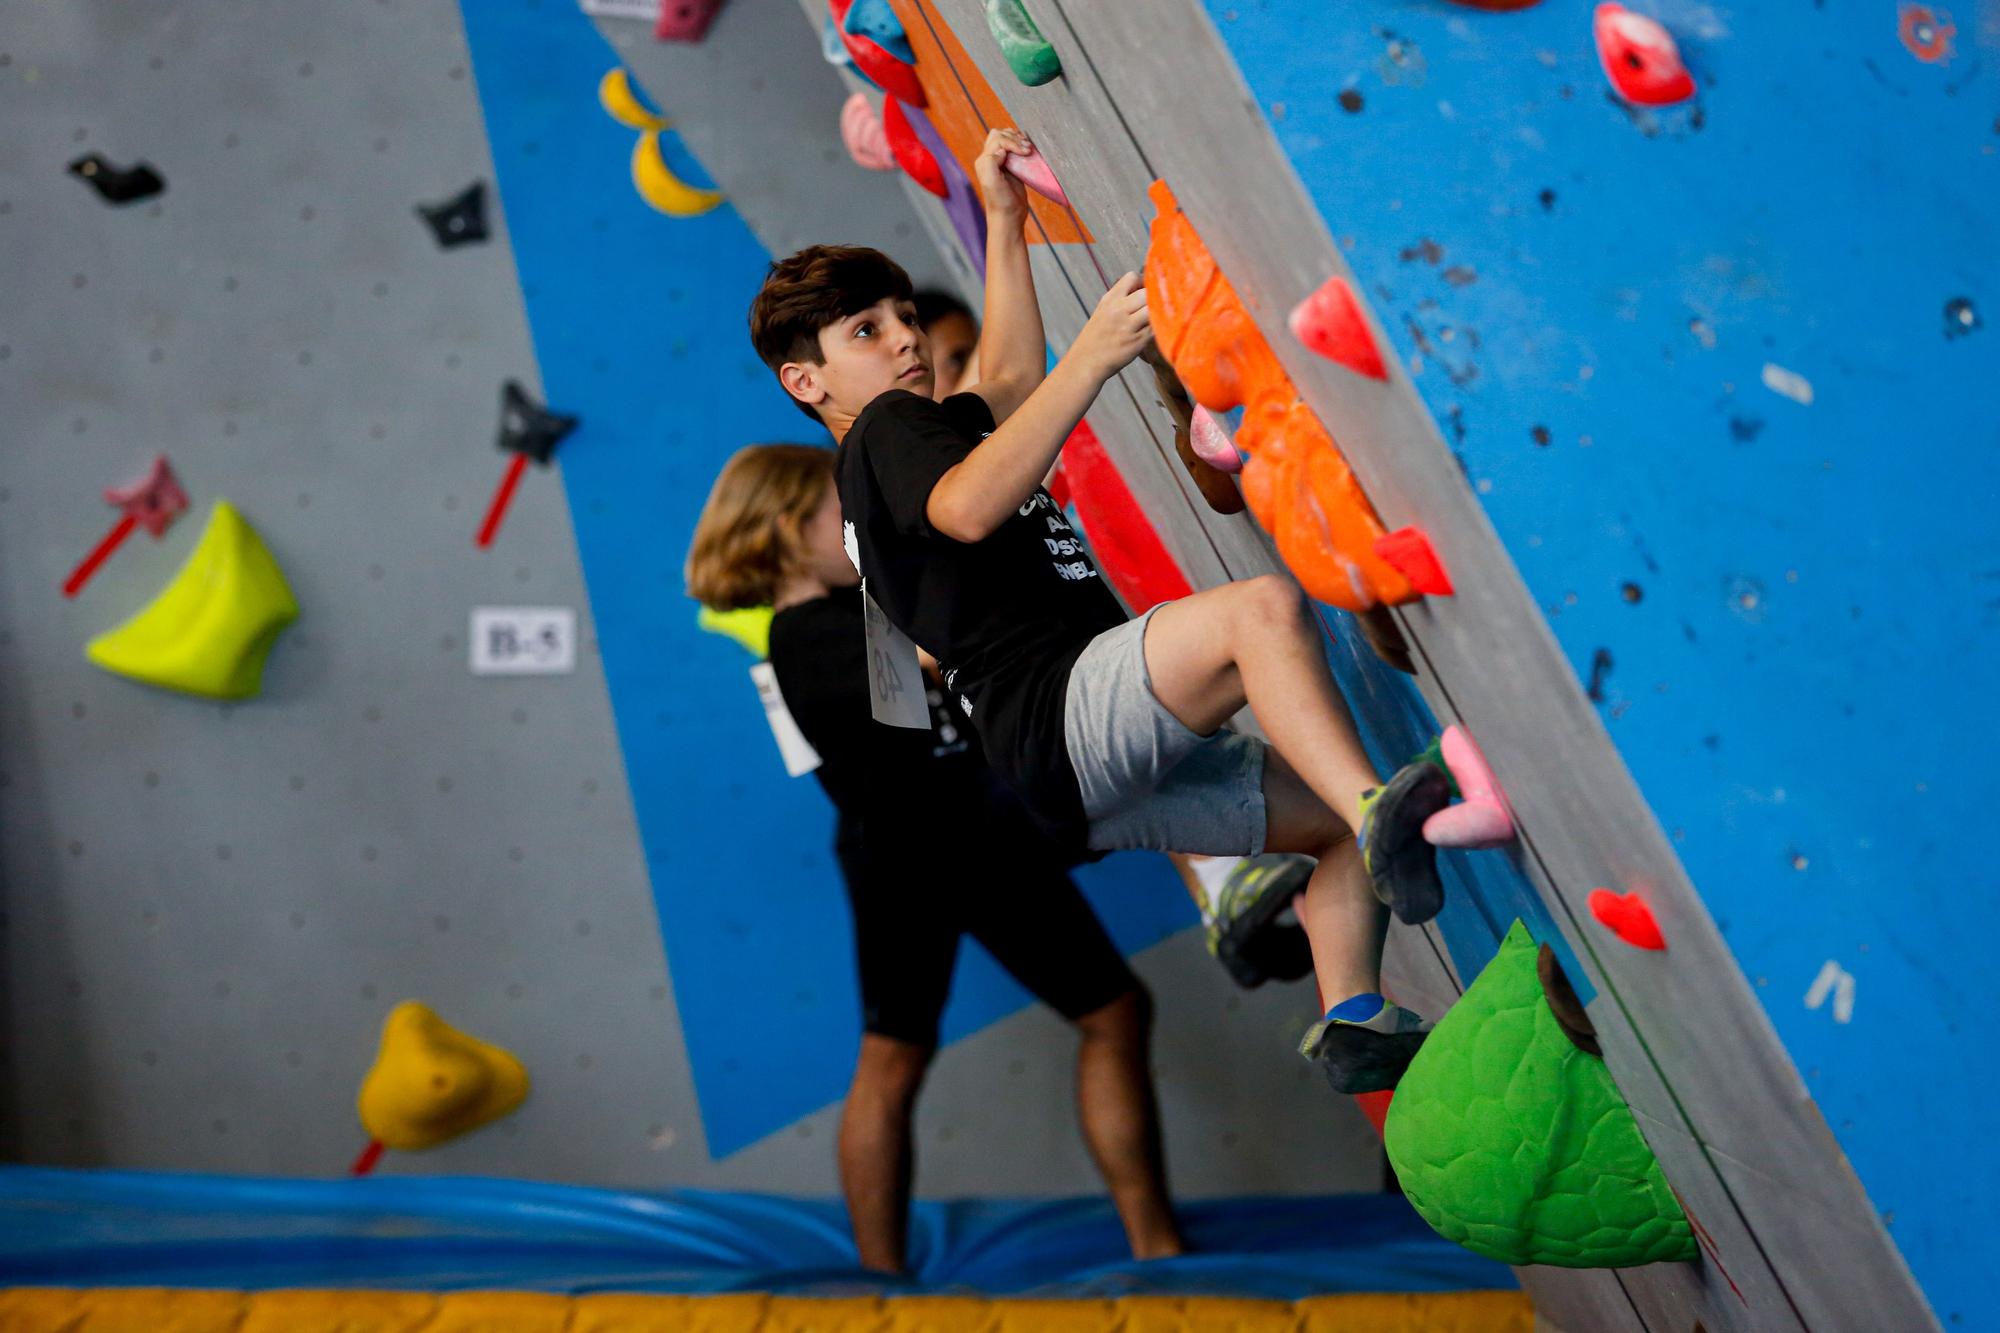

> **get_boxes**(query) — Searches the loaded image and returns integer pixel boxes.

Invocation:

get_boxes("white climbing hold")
[1761,362,1814,406]
[1804,959,1855,1024]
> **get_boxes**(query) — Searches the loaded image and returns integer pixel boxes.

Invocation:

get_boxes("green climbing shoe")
[1300,992,1431,1094]
[1205,854,1314,989]
[1358,761,1452,925]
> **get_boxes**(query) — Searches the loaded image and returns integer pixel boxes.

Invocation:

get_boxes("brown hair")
[748,245,915,422]
[685,444,837,611]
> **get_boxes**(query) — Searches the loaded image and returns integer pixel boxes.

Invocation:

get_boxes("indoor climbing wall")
[0,0,1384,1204]
[801,0,1986,1328]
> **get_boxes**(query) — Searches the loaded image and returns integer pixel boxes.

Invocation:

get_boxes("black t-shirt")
[766,586,979,838]
[837,390,1127,847]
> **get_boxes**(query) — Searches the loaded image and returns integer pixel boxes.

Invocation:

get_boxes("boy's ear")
[779,361,828,410]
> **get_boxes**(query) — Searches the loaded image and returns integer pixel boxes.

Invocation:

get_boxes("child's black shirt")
[837,389,1125,848]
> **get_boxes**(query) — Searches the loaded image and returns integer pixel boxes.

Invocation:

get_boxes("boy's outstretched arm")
[965,129,1041,423]
[927,272,1151,543]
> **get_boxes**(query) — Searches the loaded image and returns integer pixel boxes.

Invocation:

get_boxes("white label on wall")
[577,0,659,19]
[470,607,577,675]
[751,663,823,777]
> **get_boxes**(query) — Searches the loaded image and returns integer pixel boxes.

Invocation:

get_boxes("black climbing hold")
[67,155,165,205]
[1537,943,1601,1057]
[497,380,578,465]
[1530,424,1552,447]
[1620,582,1644,604]
[1537,187,1557,212]
[1586,647,1613,702]
[1338,88,1365,114]
[1944,296,1980,339]
[416,181,489,249]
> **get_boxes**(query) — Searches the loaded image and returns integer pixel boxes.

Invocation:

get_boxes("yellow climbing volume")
[358,1002,530,1152]
[85,499,299,700]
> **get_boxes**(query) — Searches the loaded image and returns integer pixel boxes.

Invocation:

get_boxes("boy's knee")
[1238,574,1309,628]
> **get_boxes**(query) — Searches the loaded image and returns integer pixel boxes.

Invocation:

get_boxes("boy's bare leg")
[1072,988,1185,1260]
[1259,751,1391,1004]
[1142,574,1380,833]
[1142,575,1404,1004]
[838,1035,932,1273]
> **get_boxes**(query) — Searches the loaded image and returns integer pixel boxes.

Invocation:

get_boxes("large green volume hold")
[984,0,1061,86]
[1384,921,1696,1268]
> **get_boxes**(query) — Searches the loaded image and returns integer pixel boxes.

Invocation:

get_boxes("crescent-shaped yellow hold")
[597,67,669,132]
[631,130,724,217]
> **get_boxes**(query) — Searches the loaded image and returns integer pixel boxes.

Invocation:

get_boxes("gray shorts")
[1062,606,1269,855]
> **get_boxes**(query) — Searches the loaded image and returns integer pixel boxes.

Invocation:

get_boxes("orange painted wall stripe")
[883,0,1091,245]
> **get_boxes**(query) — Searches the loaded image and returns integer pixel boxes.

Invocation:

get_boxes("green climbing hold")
[1384,921,1696,1268]
[1411,734,1462,800]
[983,0,1061,86]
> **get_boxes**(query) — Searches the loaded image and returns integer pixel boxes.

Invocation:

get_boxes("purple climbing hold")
[906,105,987,272]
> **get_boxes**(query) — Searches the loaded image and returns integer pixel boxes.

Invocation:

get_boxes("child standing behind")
[687,443,1182,1273]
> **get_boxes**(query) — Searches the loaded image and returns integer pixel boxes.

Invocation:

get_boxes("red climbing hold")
[1373,527,1453,596]
[1897,4,1956,63]
[881,98,947,199]
[1589,888,1667,951]
[654,0,724,42]
[829,0,927,108]
[1059,419,1195,615]
[1288,275,1388,382]
[1593,4,1696,106]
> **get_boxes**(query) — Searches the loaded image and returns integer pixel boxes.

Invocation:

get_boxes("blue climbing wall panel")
[1208,3,1995,1323]
[455,0,1194,1159]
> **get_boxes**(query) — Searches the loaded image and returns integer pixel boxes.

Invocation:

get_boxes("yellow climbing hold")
[85,499,299,701]
[697,604,774,659]
[358,1002,529,1152]
[598,67,724,218]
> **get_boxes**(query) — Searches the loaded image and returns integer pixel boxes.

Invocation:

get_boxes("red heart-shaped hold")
[1589,888,1666,950]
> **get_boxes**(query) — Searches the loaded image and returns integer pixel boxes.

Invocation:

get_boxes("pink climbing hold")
[1593,4,1696,106]
[1423,725,1516,850]
[881,98,946,198]
[840,93,895,172]
[1002,147,1068,208]
[105,453,190,538]
[1187,406,1243,474]
[1373,527,1453,596]
[654,0,724,42]
[1589,888,1668,951]
[1288,275,1387,381]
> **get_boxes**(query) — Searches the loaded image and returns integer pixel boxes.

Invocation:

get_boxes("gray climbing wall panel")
[838,0,1939,1327]
[0,0,1381,1204]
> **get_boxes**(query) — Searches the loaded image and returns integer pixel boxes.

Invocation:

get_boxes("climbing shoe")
[1358,761,1452,925]
[1205,854,1315,989]
[1300,992,1431,1094]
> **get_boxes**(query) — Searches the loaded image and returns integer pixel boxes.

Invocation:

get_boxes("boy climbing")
[747,129,1453,1093]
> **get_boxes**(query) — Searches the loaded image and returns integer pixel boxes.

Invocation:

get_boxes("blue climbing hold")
[840,0,916,66]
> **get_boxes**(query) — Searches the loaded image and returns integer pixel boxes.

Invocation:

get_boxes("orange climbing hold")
[1374,527,1454,596]
[881,98,946,198]
[1144,180,1416,613]
[1289,275,1388,382]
